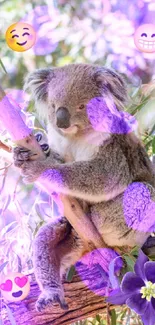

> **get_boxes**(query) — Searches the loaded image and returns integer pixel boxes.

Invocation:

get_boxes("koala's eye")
[78,104,85,110]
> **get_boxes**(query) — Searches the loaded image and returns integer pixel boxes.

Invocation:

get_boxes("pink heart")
[14,276,28,288]
[0,279,13,291]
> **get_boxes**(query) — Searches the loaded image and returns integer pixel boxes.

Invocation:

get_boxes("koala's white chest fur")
[47,125,109,163]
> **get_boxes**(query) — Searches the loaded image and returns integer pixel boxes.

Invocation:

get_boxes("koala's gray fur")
[14,63,155,311]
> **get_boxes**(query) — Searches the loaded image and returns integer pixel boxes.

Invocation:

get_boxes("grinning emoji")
[5,22,36,52]
[0,272,30,302]
[134,24,155,53]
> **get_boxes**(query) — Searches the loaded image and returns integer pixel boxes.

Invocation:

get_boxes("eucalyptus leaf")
[17,255,22,273]
[110,309,117,325]
[2,221,18,237]
[130,246,139,257]
[95,314,101,322]
[123,255,135,272]
[0,261,8,273]
[35,203,44,220]
[5,305,16,325]
[33,220,45,237]
[66,265,75,282]
[152,137,155,154]
[0,59,7,74]
[2,195,11,212]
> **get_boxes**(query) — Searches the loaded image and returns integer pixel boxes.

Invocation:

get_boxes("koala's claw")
[36,289,68,312]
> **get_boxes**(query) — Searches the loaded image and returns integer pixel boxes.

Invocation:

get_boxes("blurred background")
[0,0,155,324]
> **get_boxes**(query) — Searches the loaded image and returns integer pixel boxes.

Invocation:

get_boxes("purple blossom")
[86,97,137,134]
[107,250,155,325]
[21,6,59,56]
[75,248,123,297]
[123,182,155,232]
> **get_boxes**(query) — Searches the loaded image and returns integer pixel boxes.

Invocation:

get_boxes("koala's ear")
[93,67,128,109]
[24,68,55,102]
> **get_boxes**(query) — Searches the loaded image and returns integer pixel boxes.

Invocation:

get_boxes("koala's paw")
[13,148,45,183]
[36,288,69,312]
[13,146,34,168]
[13,132,50,183]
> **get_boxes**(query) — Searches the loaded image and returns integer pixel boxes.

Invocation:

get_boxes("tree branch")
[2,271,108,325]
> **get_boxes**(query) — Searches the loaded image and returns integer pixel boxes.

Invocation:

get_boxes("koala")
[13,63,155,312]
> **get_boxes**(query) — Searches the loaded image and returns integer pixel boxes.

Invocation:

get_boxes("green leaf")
[130,246,139,258]
[0,59,7,74]
[0,261,8,273]
[96,314,101,322]
[152,137,155,155]
[123,255,135,272]
[66,265,75,282]
[5,305,16,325]
[33,220,45,237]
[110,309,116,325]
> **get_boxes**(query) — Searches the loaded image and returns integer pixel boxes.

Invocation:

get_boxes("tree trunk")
[2,270,107,325]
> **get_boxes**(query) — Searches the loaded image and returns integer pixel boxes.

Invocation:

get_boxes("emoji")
[134,24,155,53]
[0,272,30,301]
[5,22,36,52]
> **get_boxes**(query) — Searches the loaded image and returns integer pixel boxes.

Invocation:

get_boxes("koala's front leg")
[13,133,64,183]
[34,157,131,203]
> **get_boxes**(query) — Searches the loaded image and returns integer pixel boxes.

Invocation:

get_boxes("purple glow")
[123,182,155,232]
[75,248,123,297]
[0,96,31,141]
[5,89,30,112]
[21,6,58,56]
[86,97,137,134]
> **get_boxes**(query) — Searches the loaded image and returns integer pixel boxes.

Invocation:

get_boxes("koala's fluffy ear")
[93,67,128,110]
[24,68,55,102]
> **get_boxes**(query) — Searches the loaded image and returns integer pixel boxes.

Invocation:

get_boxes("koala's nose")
[56,107,71,129]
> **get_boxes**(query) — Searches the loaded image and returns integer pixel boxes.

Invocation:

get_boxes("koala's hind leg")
[33,217,85,312]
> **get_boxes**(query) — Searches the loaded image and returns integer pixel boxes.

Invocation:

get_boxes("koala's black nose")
[56,107,71,129]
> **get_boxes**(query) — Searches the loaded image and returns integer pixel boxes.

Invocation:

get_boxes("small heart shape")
[14,276,28,288]
[0,279,13,291]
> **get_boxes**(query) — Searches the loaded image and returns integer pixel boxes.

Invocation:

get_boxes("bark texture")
[2,270,107,325]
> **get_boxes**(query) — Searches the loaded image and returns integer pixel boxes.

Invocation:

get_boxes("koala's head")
[24,64,128,137]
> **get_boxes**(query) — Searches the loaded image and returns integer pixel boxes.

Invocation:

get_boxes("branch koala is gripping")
[13,64,155,311]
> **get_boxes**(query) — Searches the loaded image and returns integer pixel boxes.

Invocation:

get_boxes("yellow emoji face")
[5,22,36,52]
[0,272,30,302]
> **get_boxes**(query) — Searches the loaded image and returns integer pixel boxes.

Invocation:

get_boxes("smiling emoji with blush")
[0,272,30,302]
[5,22,36,52]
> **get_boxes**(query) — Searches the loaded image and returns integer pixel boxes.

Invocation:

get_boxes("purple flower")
[86,97,137,134]
[107,250,155,325]
[21,6,59,56]
[123,182,155,232]
[75,248,123,297]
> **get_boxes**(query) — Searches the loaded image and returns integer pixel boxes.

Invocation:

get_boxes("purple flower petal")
[151,297,155,310]
[141,302,155,325]
[121,272,145,294]
[107,288,130,305]
[126,292,148,315]
[109,256,123,289]
[144,262,155,283]
[134,249,149,280]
